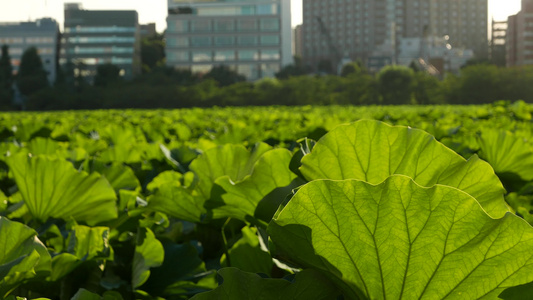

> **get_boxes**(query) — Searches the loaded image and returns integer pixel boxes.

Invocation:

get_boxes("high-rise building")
[60,3,141,82]
[302,0,488,71]
[140,23,157,38]
[166,0,292,80]
[0,18,59,84]
[507,0,533,66]
[490,19,507,67]
[294,24,303,58]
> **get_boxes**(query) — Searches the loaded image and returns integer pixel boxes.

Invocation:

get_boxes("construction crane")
[315,16,344,74]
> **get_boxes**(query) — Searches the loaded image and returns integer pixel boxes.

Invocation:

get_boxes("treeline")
[1,42,533,110]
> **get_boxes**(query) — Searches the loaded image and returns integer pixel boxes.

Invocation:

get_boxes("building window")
[192,51,212,62]
[257,4,278,15]
[237,19,257,31]
[215,19,235,32]
[0,37,24,44]
[167,37,189,47]
[191,20,211,32]
[169,51,190,62]
[260,19,280,31]
[260,35,280,46]
[261,63,280,77]
[215,36,235,46]
[26,37,54,44]
[191,37,211,47]
[65,26,136,33]
[237,64,259,79]
[238,36,258,46]
[67,36,135,44]
[191,64,213,74]
[260,49,280,60]
[214,50,236,61]
[8,47,23,55]
[168,20,189,33]
[238,50,259,61]
[38,48,54,55]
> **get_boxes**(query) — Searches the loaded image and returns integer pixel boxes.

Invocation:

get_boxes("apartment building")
[60,3,141,82]
[166,0,292,80]
[0,18,59,84]
[507,0,533,66]
[302,0,488,71]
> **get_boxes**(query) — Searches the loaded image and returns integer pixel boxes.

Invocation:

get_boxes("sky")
[0,0,522,32]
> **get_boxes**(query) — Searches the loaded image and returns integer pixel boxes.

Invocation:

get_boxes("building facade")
[166,0,292,80]
[0,18,59,84]
[294,24,303,58]
[302,0,488,71]
[60,3,141,82]
[507,0,533,66]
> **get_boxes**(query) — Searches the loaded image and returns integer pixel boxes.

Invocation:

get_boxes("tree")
[141,33,165,74]
[340,61,365,77]
[94,63,121,87]
[377,65,415,105]
[275,56,311,79]
[17,47,49,97]
[0,45,14,108]
[203,65,245,87]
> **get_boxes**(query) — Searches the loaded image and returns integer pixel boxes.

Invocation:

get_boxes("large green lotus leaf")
[478,129,533,182]
[210,149,297,221]
[189,143,272,200]
[49,225,112,281]
[141,241,210,296]
[300,120,509,218]
[6,154,117,225]
[190,268,340,300]
[0,189,7,212]
[132,227,164,289]
[0,217,51,297]
[90,161,141,193]
[220,226,273,275]
[147,183,205,223]
[269,176,533,300]
[146,170,183,192]
[70,289,124,300]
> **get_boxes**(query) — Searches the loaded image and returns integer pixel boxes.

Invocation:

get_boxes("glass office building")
[0,18,59,84]
[60,3,141,82]
[166,0,292,80]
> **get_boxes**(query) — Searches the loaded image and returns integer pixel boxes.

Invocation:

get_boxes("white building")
[397,36,474,74]
[166,0,292,80]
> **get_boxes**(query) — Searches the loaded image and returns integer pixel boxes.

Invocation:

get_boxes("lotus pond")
[2,102,533,299]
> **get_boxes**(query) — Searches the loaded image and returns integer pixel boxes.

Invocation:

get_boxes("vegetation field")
[3,102,533,299]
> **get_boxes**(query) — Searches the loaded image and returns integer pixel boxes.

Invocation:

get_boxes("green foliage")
[16,47,48,97]
[203,65,245,87]
[275,56,311,79]
[269,176,533,299]
[191,268,341,300]
[3,104,533,298]
[132,228,164,289]
[378,65,415,104]
[0,217,51,297]
[141,34,165,74]
[94,64,121,87]
[0,45,14,108]
[300,120,509,218]
[6,154,117,225]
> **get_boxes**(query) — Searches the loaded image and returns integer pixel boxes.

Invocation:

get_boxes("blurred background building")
[301,0,488,73]
[507,0,533,66]
[165,0,292,80]
[0,18,59,83]
[60,3,141,82]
